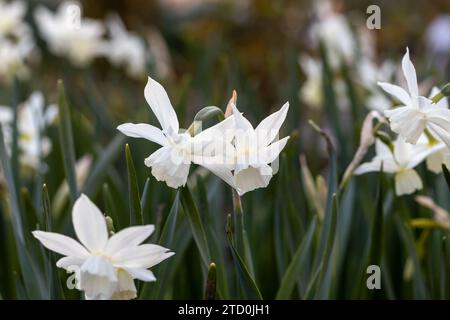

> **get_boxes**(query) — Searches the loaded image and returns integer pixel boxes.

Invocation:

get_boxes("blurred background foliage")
[1,0,450,300]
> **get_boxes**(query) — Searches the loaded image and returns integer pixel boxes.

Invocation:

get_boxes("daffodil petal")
[32,230,89,258]
[72,194,108,253]
[105,225,155,255]
[144,77,179,134]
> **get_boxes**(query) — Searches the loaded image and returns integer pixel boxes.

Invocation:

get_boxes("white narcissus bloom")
[379,48,450,147]
[0,1,35,83]
[309,0,356,68]
[117,77,233,189]
[0,92,57,169]
[0,0,26,36]
[33,194,174,300]
[103,14,147,79]
[203,103,290,196]
[34,2,105,66]
[354,138,441,196]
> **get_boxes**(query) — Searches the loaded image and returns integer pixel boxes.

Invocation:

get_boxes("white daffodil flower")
[118,77,234,188]
[34,2,105,66]
[418,87,450,173]
[309,0,356,68]
[103,14,147,79]
[0,92,57,170]
[0,1,35,82]
[299,55,349,110]
[379,48,450,147]
[203,103,290,196]
[33,194,174,300]
[354,138,441,196]
[0,0,26,37]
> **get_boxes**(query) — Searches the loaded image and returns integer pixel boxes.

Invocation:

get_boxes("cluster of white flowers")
[0,0,35,82]
[34,1,148,78]
[0,91,57,170]
[355,48,450,196]
[33,194,174,300]
[118,77,290,196]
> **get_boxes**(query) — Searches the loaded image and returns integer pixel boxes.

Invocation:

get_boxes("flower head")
[34,2,105,66]
[33,194,174,300]
[354,138,441,195]
[103,14,147,79]
[379,48,450,147]
[202,102,290,195]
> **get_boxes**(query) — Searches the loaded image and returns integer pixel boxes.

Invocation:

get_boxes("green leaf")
[226,214,262,300]
[316,194,339,299]
[145,192,181,299]
[125,144,142,225]
[0,121,24,243]
[204,262,217,300]
[431,83,450,104]
[82,134,126,196]
[180,186,211,267]
[57,80,78,204]
[369,169,384,266]
[276,217,317,299]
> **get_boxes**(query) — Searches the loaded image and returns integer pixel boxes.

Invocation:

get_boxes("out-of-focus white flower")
[309,0,356,68]
[147,28,174,80]
[0,39,30,82]
[426,15,450,70]
[418,87,450,174]
[0,1,35,83]
[203,103,290,195]
[34,2,105,66]
[359,58,396,112]
[33,194,174,300]
[298,54,349,110]
[379,48,450,147]
[103,14,147,79]
[0,0,26,36]
[0,92,57,169]
[354,138,441,196]
[118,77,234,188]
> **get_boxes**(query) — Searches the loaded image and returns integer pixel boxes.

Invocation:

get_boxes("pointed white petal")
[144,77,179,134]
[125,268,156,282]
[255,102,289,146]
[56,256,86,270]
[72,194,108,253]
[231,104,253,131]
[105,225,155,255]
[117,123,167,146]
[378,82,412,106]
[259,136,289,164]
[401,48,419,97]
[394,169,422,196]
[112,244,174,269]
[32,231,89,258]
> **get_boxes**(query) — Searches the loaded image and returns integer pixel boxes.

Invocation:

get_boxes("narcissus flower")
[33,194,174,300]
[0,91,57,170]
[204,103,290,195]
[354,138,441,196]
[34,2,105,66]
[118,77,234,188]
[103,14,147,79]
[379,48,450,147]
